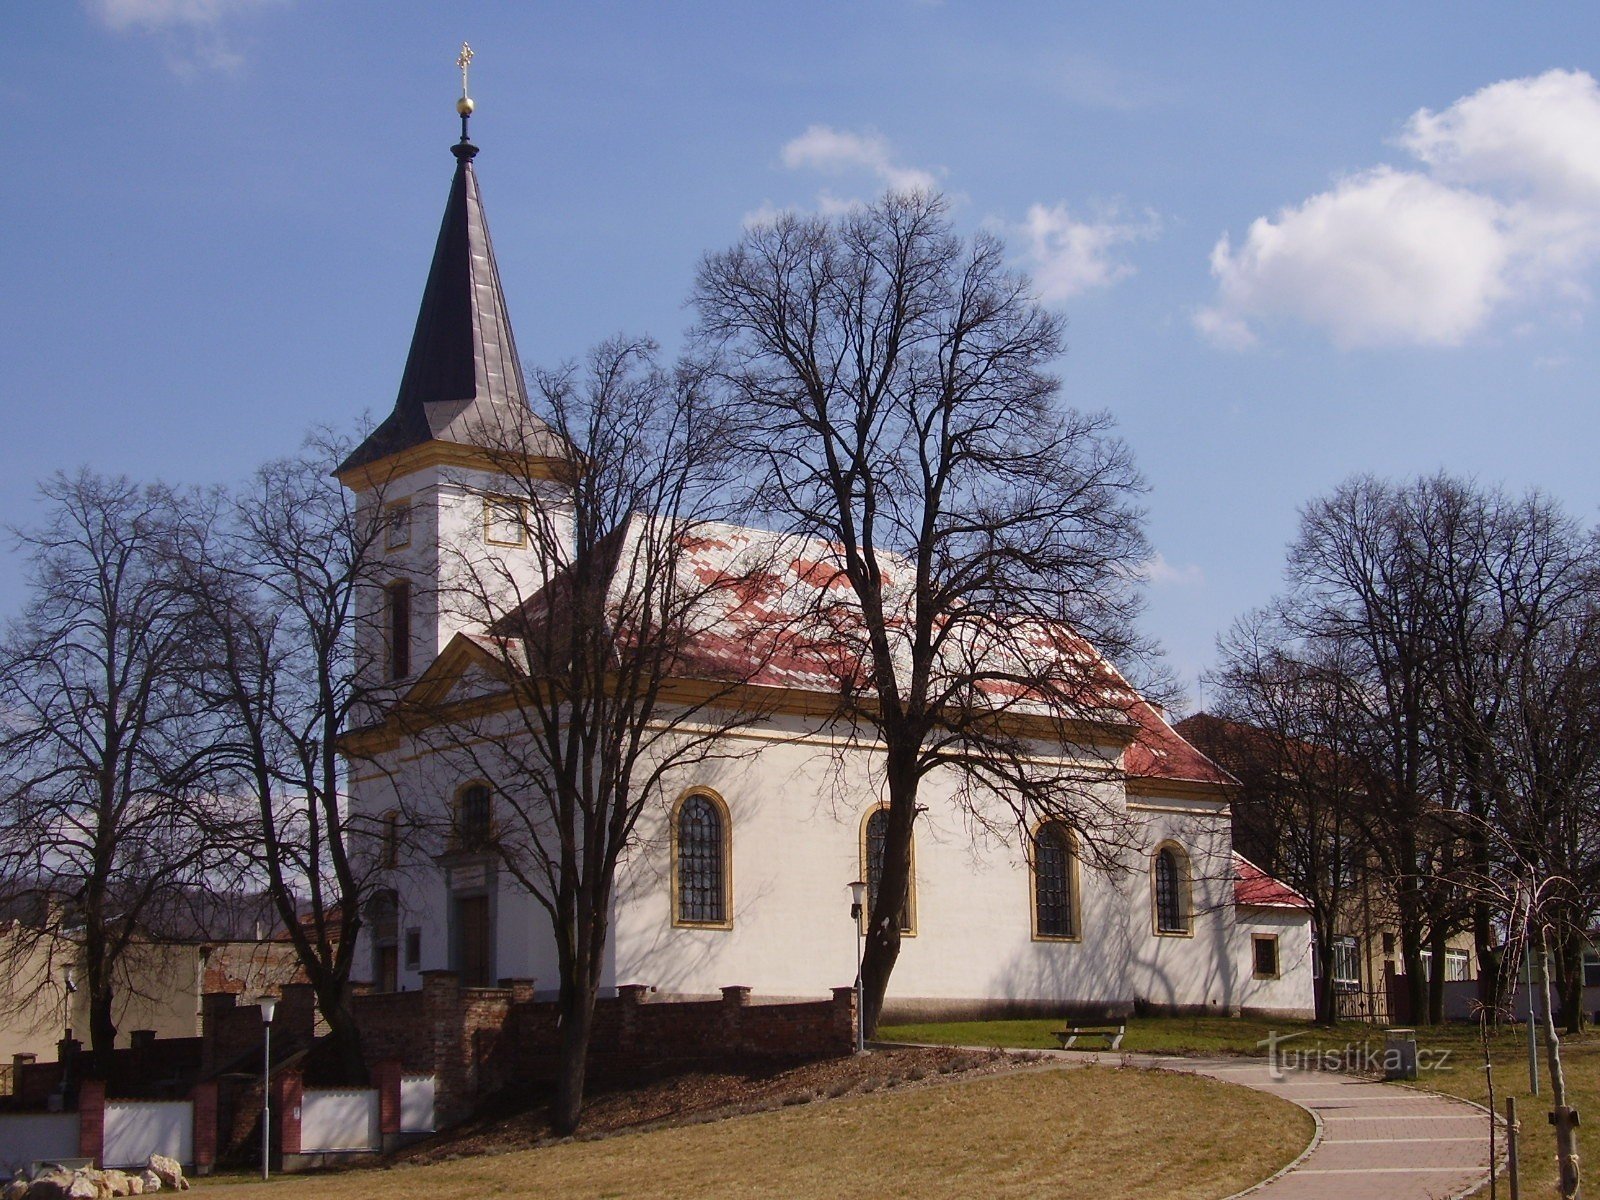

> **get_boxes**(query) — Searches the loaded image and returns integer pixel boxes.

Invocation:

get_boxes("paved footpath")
[1017,1049,1499,1200]
[1136,1054,1498,1200]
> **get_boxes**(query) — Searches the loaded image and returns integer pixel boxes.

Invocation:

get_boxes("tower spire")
[337,44,555,481]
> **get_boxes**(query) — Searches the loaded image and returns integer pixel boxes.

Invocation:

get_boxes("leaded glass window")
[865,809,912,932]
[1034,824,1076,938]
[676,794,726,924]
[1155,846,1187,933]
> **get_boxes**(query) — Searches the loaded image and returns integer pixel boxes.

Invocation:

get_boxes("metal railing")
[1333,987,1392,1024]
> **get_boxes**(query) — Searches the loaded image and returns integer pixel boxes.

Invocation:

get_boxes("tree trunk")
[1400,925,1427,1027]
[1475,900,1501,1012]
[859,767,917,1038]
[1558,930,1585,1037]
[1315,930,1337,1025]
[550,984,598,1136]
[313,980,368,1085]
[88,985,118,1079]
[1427,928,1448,1026]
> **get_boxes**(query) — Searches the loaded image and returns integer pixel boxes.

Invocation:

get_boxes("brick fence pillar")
[272,1068,303,1161]
[374,1059,402,1148]
[420,971,463,1128]
[832,986,858,1052]
[78,1078,106,1165]
[189,1080,218,1176]
[722,986,751,1054]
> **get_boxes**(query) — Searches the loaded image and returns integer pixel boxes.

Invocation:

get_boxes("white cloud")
[1012,202,1160,302]
[1199,69,1600,349]
[1136,553,1205,588]
[781,125,938,194]
[86,0,280,74]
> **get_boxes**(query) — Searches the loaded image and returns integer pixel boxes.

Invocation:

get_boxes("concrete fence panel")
[103,1100,194,1169]
[399,1075,436,1134]
[0,1113,79,1178]
[301,1088,380,1153]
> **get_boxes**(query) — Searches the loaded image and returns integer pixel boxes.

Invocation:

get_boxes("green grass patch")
[880,1013,1374,1056]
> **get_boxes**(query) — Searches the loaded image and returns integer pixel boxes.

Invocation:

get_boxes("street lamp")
[259,996,277,1181]
[848,881,867,1054]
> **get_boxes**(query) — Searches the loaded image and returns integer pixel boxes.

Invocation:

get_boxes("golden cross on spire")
[457,43,474,100]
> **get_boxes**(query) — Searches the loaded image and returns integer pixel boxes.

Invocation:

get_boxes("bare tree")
[0,472,226,1076]
[692,193,1154,1034]
[180,435,396,1083]
[392,338,775,1133]
[1195,613,1372,1024]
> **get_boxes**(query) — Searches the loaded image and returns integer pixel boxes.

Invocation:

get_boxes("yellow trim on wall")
[859,804,917,937]
[336,440,565,493]
[1028,819,1083,943]
[669,787,733,930]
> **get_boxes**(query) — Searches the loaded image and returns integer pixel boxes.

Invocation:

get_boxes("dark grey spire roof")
[340,134,555,476]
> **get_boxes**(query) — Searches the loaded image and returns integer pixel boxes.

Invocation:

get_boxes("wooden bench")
[1053,1024,1125,1050]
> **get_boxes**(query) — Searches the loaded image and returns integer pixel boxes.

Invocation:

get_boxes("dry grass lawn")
[203,1065,1312,1200]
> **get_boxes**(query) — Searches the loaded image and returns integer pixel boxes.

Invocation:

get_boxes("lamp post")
[259,996,277,1181]
[848,881,867,1054]
[59,968,77,1098]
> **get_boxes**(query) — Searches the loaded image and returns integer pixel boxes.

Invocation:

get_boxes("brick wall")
[352,974,855,1127]
[201,983,316,1076]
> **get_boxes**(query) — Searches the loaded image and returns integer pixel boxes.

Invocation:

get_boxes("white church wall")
[603,716,1253,1016]
[348,686,1313,1021]
[1235,907,1316,1019]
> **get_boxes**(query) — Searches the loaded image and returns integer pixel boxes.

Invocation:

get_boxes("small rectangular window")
[385,501,412,550]
[404,927,422,971]
[1445,949,1471,983]
[484,497,527,547]
[1583,956,1600,989]
[1332,935,1361,990]
[386,581,411,680]
[1252,934,1280,979]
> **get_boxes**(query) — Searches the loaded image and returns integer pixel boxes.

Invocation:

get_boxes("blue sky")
[4,2,1599,706]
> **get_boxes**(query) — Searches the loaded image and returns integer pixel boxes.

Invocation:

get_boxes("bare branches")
[693,192,1154,1031]
[0,471,228,1074]
[399,337,776,1133]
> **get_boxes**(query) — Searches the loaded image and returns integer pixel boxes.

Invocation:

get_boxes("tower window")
[385,580,411,680]
[484,496,528,547]
[455,783,492,849]
[384,500,412,550]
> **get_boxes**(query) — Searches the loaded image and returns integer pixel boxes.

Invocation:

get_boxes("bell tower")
[338,46,566,698]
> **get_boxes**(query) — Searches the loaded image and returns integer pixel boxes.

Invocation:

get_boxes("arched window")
[863,808,914,934]
[1154,844,1190,934]
[1033,823,1078,940]
[673,792,729,926]
[455,784,492,849]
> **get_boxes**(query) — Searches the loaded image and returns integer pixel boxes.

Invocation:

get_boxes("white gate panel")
[399,1075,435,1133]
[104,1100,193,1169]
[301,1088,380,1152]
[0,1113,78,1177]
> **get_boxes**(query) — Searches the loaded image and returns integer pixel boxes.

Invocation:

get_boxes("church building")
[338,95,1315,1024]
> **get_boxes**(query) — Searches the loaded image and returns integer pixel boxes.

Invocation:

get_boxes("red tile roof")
[487,516,1234,789]
[1233,852,1311,909]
